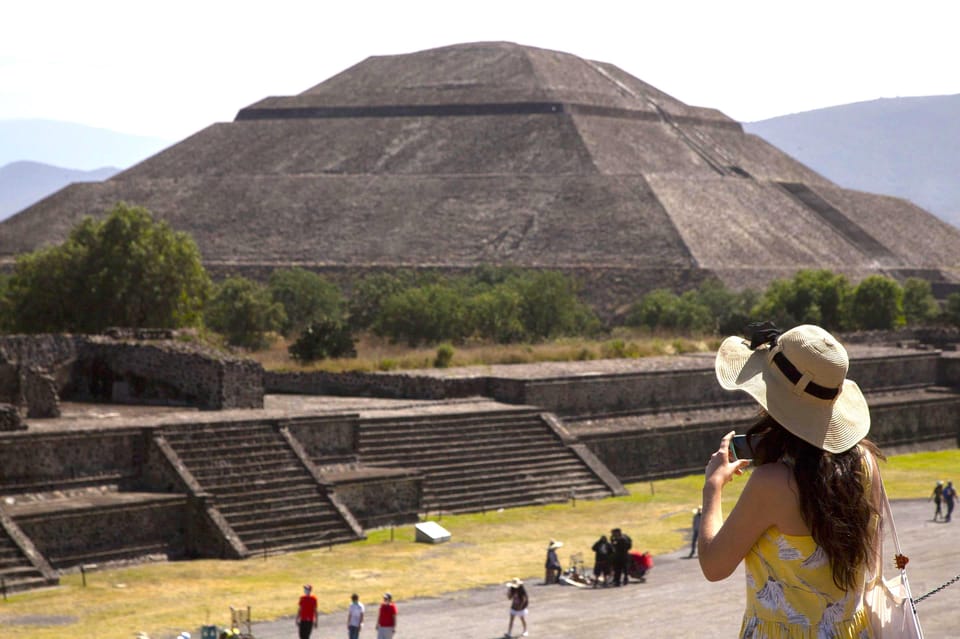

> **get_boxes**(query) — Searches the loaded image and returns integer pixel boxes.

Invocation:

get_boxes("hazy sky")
[2,0,957,141]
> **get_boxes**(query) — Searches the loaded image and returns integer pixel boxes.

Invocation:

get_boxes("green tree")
[944,293,960,327]
[752,269,850,331]
[625,289,679,329]
[0,273,11,331]
[849,275,904,330]
[466,286,525,343]
[347,272,413,330]
[205,277,286,349]
[288,317,357,362]
[510,271,599,339]
[374,283,469,346]
[5,202,210,333]
[268,268,344,336]
[902,278,940,325]
[624,288,714,332]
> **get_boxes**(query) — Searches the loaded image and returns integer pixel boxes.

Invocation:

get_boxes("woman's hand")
[704,431,750,489]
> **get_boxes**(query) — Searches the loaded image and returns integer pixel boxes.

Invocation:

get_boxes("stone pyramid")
[3,42,959,318]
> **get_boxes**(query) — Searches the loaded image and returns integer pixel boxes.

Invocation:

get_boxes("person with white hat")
[543,540,563,585]
[698,323,883,637]
[504,577,529,638]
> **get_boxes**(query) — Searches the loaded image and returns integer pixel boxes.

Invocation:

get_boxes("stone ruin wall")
[0,333,265,420]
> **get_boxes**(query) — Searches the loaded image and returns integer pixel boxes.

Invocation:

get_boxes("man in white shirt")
[347,593,365,639]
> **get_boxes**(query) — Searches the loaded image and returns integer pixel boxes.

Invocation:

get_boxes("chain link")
[913,573,960,604]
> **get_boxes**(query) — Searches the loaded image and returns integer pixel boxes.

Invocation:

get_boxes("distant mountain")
[0,119,172,221]
[744,94,960,227]
[0,119,171,170]
[0,161,120,220]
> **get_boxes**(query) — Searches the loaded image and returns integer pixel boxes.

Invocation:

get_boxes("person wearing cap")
[699,323,884,637]
[504,577,529,638]
[376,592,397,638]
[346,592,364,639]
[543,539,562,584]
[930,480,944,521]
[296,584,318,639]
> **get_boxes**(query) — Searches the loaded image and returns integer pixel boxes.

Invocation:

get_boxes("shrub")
[269,268,344,336]
[509,271,599,339]
[902,278,940,325]
[205,277,286,349]
[374,283,469,346]
[752,269,850,331]
[466,287,525,343]
[849,275,904,330]
[288,317,357,362]
[433,343,455,368]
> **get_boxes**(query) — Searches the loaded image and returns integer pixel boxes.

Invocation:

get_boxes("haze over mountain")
[0,161,120,220]
[744,94,960,227]
[0,119,171,220]
[0,119,171,170]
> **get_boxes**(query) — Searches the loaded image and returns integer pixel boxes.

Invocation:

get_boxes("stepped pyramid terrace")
[2,44,960,593]
[2,42,960,318]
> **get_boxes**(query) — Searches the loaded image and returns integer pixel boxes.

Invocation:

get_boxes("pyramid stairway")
[160,421,359,554]
[356,408,613,513]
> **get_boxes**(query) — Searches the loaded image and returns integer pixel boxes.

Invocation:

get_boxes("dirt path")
[252,499,958,638]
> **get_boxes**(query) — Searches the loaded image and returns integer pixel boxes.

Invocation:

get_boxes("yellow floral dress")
[740,528,874,639]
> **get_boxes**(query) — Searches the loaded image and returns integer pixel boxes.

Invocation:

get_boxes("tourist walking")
[609,528,632,586]
[688,507,702,558]
[544,540,562,584]
[504,577,529,638]
[699,323,884,636]
[591,534,612,586]
[931,480,944,521]
[375,593,397,638]
[943,481,957,522]
[296,585,318,639]
[347,593,364,639]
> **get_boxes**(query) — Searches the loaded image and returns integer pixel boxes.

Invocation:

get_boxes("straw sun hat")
[715,323,870,454]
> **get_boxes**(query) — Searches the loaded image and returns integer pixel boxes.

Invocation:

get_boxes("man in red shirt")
[376,592,398,638]
[296,584,318,639]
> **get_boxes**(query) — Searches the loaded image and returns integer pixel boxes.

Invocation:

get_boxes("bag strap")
[871,452,923,636]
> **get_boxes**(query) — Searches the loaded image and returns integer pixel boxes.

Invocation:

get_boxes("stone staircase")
[161,420,360,554]
[356,409,614,513]
[0,526,49,593]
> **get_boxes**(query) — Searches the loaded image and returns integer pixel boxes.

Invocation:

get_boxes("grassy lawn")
[1,449,955,639]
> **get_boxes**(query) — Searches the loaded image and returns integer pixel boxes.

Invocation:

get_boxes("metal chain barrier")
[914,573,960,604]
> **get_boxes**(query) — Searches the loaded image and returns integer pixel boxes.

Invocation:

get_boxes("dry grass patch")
[251,331,722,373]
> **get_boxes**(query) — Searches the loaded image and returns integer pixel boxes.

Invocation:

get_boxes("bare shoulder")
[746,462,792,490]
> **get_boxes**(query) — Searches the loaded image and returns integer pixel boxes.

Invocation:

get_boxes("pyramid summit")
[2,41,959,318]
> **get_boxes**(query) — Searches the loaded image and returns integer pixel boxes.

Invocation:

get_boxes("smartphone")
[730,433,755,463]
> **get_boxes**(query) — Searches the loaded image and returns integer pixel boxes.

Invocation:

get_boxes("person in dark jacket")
[544,539,563,584]
[610,528,632,586]
[591,534,612,586]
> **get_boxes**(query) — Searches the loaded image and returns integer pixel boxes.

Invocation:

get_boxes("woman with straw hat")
[698,323,883,637]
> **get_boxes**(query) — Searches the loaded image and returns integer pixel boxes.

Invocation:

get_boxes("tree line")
[1,204,957,363]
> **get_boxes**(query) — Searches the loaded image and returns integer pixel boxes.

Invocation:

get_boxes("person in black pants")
[591,534,612,586]
[610,528,632,586]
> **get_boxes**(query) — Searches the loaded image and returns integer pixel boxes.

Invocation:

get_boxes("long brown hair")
[746,412,883,591]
